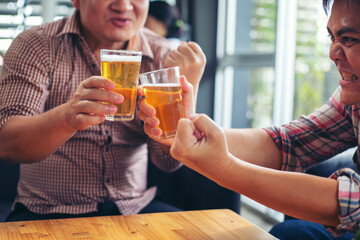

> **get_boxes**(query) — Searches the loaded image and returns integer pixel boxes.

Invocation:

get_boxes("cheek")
[346,47,360,75]
[134,2,149,26]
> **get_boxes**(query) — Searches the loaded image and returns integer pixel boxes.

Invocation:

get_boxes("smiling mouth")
[341,71,358,81]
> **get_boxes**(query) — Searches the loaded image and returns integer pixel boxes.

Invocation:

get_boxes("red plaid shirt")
[265,87,360,235]
[0,11,181,215]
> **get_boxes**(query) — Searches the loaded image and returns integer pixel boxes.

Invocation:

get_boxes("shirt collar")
[56,10,81,37]
[129,29,154,60]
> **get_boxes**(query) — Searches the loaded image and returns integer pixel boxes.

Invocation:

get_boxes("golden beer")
[143,84,184,138]
[100,50,141,121]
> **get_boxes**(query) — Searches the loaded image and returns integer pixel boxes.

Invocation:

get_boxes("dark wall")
[177,0,218,118]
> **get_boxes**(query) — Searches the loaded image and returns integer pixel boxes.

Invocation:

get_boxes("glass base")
[157,131,176,139]
[106,114,134,121]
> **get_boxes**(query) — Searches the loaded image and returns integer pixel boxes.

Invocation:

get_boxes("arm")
[170,114,340,227]
[0,77,122,164]
[224,128,282,169]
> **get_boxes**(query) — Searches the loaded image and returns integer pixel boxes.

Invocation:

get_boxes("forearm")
[0,103,76,163]
[224,128,282,169]
[213,157,340,226]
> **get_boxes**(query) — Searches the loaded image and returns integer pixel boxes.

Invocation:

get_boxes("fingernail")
[150,128,160,136]
[149,118,158,126]
[108,105,117,113]
[114,94,123,103]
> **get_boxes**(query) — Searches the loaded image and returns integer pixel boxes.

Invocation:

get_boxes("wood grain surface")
[0,209,278,239]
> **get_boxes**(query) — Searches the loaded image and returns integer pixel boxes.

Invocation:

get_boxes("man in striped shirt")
[0,0,205,221]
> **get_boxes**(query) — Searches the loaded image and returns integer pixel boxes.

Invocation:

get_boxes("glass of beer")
[100,49,142,121]
[139,66,184,139]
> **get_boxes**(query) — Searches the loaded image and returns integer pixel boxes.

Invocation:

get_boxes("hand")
[170,114,233,178]
[137,75,194,146]
[164,41,206,96]
[64,76,123,131]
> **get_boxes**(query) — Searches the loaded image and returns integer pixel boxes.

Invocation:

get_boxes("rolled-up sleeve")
[326,168,360,236]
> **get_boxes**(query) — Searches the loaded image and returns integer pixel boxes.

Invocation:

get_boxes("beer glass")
[100,49,142,121]
[139,66,184,138]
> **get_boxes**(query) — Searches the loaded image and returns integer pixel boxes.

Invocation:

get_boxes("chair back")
[147,161,241,213]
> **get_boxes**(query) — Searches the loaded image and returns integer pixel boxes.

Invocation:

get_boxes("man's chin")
[340,92,359,106]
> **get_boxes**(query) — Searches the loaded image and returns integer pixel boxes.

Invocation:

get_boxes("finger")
[80,88,124,104]
[138,111,160,127]
[82,76,115,90]
[137,86,145,97]
[144,123,162,138]
[177,43,196,58]
[176,118,197,144]
[138,98,156,117]
[171,118,198,159]
[180,76,195,116]
[163,56,177,68]
[168,50,186,62]
[74,114,107,130]
[75,101,118,115]
[191,114,223,140]
[187,41,204,55]
[180,75,192,94]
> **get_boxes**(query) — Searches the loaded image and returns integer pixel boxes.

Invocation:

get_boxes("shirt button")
[105,136,112,145]
[106,178,110,183]
[105,147,109,152]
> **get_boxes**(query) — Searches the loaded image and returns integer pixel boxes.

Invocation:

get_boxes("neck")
[80,26,128,63]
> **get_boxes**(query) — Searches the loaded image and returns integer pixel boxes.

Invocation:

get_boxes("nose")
[329,41,346,64]
[110,0,133,12]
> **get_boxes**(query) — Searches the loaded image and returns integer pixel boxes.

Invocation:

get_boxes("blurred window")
[0,0,74,53]
[215,0,333,127]
[215,0,334,223]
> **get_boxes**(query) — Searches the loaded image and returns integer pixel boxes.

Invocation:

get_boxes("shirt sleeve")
[264,88,357,172]
[147,139,182,173]
[325,168,360,236]
[0,28,50,129]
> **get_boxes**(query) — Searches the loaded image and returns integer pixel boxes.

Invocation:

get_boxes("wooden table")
[0,209,278,239]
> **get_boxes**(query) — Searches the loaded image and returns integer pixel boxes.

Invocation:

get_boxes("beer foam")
[101,54,141,62]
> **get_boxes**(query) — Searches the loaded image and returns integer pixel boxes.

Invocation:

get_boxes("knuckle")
[170,144,183,159]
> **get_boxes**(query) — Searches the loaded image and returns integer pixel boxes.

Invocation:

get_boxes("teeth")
[342,72,358,81]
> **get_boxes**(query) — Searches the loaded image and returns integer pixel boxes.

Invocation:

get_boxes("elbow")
[0,145,42,164]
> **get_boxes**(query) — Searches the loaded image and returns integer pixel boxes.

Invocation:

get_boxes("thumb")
[191,114,224,141]
[180,75,195,117]
[170,118,197,160]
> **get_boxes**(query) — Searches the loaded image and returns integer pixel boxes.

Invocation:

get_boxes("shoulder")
[138,28,173,58]
[141,28,172,48]
[11,18,68,51]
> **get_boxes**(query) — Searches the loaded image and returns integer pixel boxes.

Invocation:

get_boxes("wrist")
[206,153,236,184]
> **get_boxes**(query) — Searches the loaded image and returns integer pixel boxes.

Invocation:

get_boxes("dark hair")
[148,1,183,38]
[323,0,333,14]
[323,0,357,14]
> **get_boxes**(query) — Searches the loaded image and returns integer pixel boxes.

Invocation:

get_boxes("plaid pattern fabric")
[327,168,360,236]
[0,11,182,215]
[265,87,360,234]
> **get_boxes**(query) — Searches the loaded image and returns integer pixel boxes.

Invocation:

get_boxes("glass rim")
[139,66,180,77]
[100,49,142,56]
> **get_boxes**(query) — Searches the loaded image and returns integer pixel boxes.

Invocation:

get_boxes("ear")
[72,0,80,10]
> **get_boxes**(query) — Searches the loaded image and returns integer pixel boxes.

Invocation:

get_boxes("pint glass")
[139,66,184,138]
[100,49,142,121]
